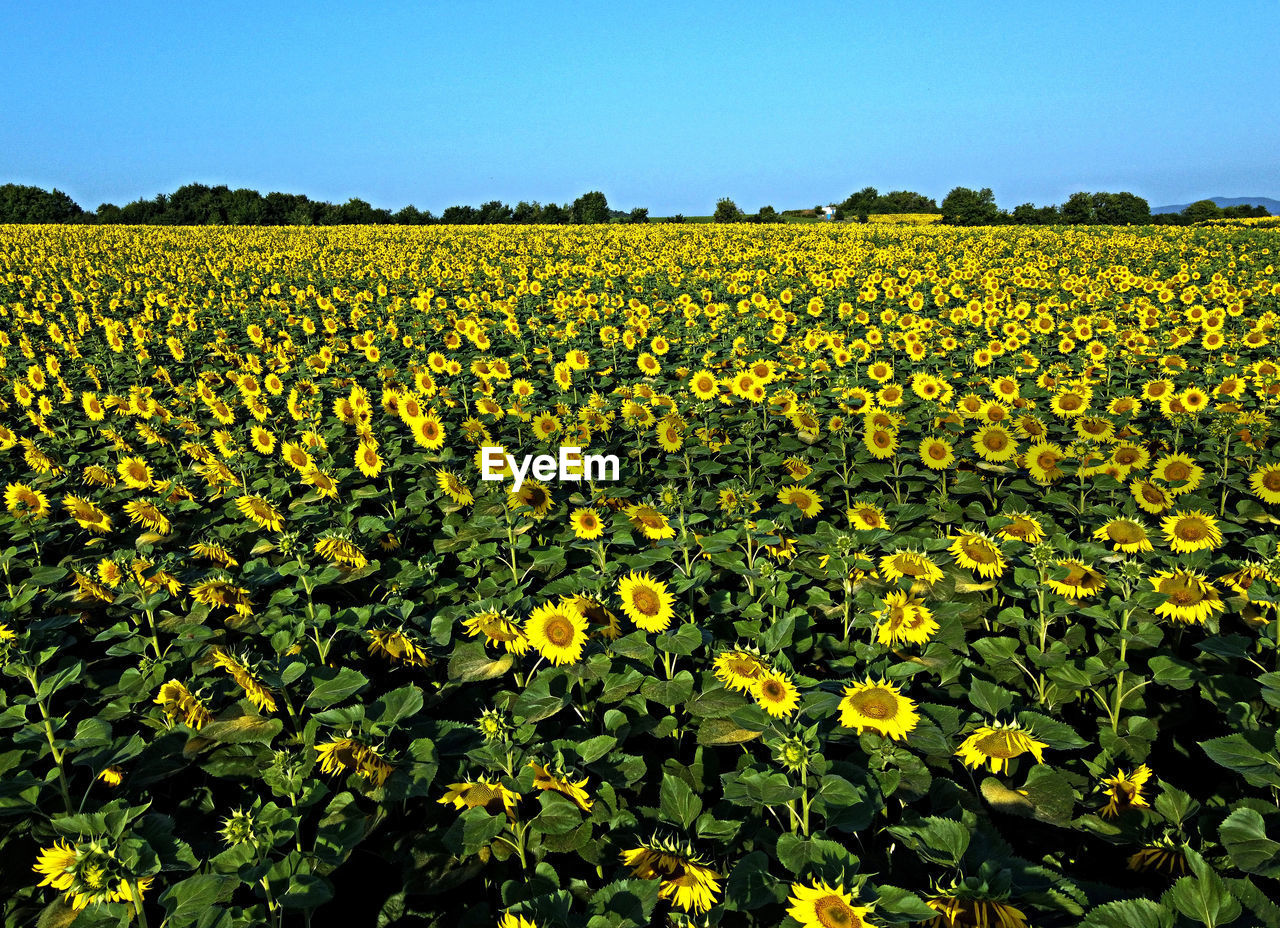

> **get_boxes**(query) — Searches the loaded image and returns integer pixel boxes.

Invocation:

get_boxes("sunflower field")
[3,223,1280,928]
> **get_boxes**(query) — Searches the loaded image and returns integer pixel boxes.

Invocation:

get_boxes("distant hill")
[1150,196,1279,215]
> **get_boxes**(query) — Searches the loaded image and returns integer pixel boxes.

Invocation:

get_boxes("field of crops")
[3,223,1280,928]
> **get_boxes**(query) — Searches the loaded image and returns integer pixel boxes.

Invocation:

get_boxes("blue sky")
[2,1,1277,215]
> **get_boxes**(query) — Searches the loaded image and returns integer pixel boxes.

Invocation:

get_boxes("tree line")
[0,183,647,226]
[0,181,1268,226]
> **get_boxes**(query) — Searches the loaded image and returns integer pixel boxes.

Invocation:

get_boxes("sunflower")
[1092,517,1151,553]
[1151,453,1204,495]
[154,680,212,729]
[838,679,918,740]
[280,441,313,473]
[995,512,1045,544]
[63,495,112,534]
[210,647,276,713]
[778,486,823,518]
[625,503,675,540]
[33,838,154,912]
[302,468,339,500]
[874,591,939,647]
[1160,509,1223,553]
[864,425,898,459]
[972,424,1017,463]
[355,442,384,478]
[848,501,890,531]
[617,570,675,632]
[1100,764,1153,818]
[367,628,431,667]
[315,534,368,569]
[787,880,873,928]
[955,722,1046,774]
[880,549,943,589]
[1249,464,1280,505]
[525,600,588,664]
[1149,568,1224,624]
[919,436,956,470]
[413,411,446,450]
[923,894,1029,928]
[436,468,474,505]
[463,610,529,654]
[236,495,284,532]
[753,670,800,717]
[949,530,1006,579]
[116,456,153,490]
[1044,559,1106,599]
[689,369,719,400]
[620,839,721,914]
[438,779,520,817]
[315,737,395,786]
[570,507,605,540]
[1127,842,1187,875]
[508,480,554,518]
[713,648,769,693]
[530,761,593,811]
[5,482,50,521]
[1025,441,1067,484]
[1130,478,1174,514]
[124,499,171,535]
[568,595,622,640]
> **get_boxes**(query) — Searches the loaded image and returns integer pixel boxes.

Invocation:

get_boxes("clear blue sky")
[3,1,1277,215]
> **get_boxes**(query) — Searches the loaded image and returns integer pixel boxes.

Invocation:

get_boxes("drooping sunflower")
[778,485,823,518]
[879,549,944,589]
[210,647,276,713]
[315,534,368,569]
[923,893,1029,928]
[463,610,529,654]
[1100,764,1153,818]
[617,570,675,633]
[34,838,154,913]
[838,679,919,740]
[955,722,1046,773]
[620,838,721,914]
[367,628,431,667]
[124,499,171,535]
[1092,517,1152,553]
[235,495,284,532]
[63,495,112,534]
[525,600,588,664]
[1043,559,1106,600]
[753,670,800,718]
[154,680,212,730]
[315,737,395,786]
[437,779,520,817]
[713,648,769,693]
[1149,568,1224,624]
[787,880,873,928]
[530,761,593,811]
[949,530,1006,579]
[435,468,474,505]
[874,591,939,647]
[1160,509,1223,553]
[625,503,675,540]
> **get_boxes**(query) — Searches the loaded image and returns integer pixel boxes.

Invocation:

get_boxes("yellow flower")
[1149,568,1224,624]
[570,507,605,540]
[616,570,676,633]
[713,648,769,693]
[874,591,938,647]
[235,495,284,532]
[367,628,431,666]
[752,670,800,717]
[463,610,529,654]
[1160,509,1223,553]
[530,761,593,811]
[838,679,918,740]
[778,485,823,518]
[1100,764,1153,818]
[625,503,675,540]
[955,722,1046,773]
[155,680,212,730]
[787,880,873,928]
[1093,518,1151,553]
[1043,559,1106,600]
[4,482,49,521]
[1249,464,1280,505]
[435,468,473,505]
[948,530,1006,579]
[524,600,588,664]
[438,779,519,817]
[315,534,368,569]
[315,737,395,786]
[210,647,276,713]
[620,841,721,914]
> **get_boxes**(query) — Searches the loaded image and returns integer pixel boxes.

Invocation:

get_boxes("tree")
[669,214,686,224]
[1093,192,1149,225]
[840,187,879,217]
[1060,192,1095,224]
[1183,199,1222,222]
[627,207,649,223]
[878,190,939,213]
[512,201,541,223]
[0,184,86,222]
[477,200,513,224]
[539,203,570,224]
[713,198,743,223]
[940,187,1001,225]
[757,205,780,224]
[440,205,479,224]
[571,191,610,224]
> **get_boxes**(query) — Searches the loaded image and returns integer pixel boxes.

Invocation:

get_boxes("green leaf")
[660,773,702,829]
[1163,850,1242,927]
[1079,899,1174,928]
[1220,808,1280,877]
[1017,711,1088,750]
[371,685,423,727]
[686,686,749,718]
[775,834,856,874]
[1201,733,1280,788]
[724,851,776,911]
[968,678,1015,715]
[513,674,568,723]
[448,639,514,682]
[656,622,702,655]
[198,715,283,744]
[535,791,584,836]
[159,874,233,927]
[279,873,334,909]
[305,668,369,708]
[886,817,970,867]
[696,718,762,746]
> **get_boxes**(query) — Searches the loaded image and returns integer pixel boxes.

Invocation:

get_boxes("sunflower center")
[1165,462,1190,481]
[962,539,997,563]
[975,730,1025,759]
[1110,522,1143,543]
[928,443,948,460]
[631,587,660,616]
[1175,520,1206,541]
[1264,471,1280,491]
[814,895,859,928]
[544,616,574,646]
[761,680,786,701]
[850,689,898,719]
